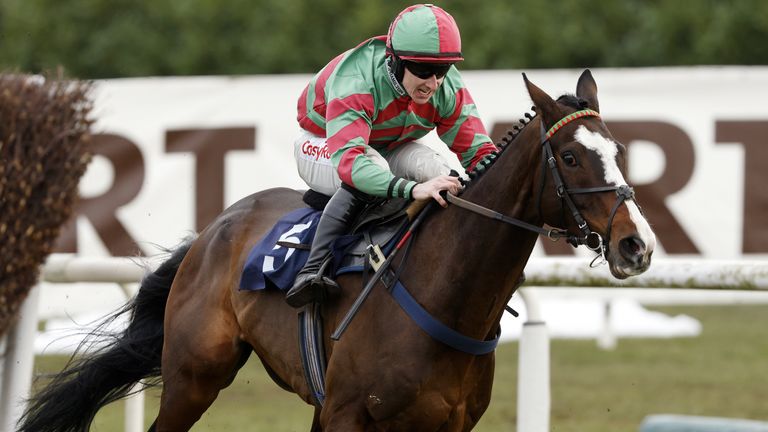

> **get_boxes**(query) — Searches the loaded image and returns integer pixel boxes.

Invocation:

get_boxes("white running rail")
[1,255,766,432]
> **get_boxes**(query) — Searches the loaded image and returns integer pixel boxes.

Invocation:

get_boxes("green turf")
[29,305,768,431]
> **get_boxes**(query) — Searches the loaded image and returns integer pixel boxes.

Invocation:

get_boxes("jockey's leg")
[384,141,454,182]
[286,184,368,307]
[289,130,389,308]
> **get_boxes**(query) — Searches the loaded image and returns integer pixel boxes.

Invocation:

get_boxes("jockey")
[286,4,498,308]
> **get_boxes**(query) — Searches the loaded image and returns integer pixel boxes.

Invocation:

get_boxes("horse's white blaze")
[574,126,657,252]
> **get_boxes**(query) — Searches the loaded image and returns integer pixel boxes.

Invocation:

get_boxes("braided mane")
[461,93,591,188]
[460,106,536,188]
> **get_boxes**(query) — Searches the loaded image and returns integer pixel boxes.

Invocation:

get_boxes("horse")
[19,69,656,431]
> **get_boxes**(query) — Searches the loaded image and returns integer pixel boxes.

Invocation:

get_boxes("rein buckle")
[547,156,557,169]
[546,228,566,241]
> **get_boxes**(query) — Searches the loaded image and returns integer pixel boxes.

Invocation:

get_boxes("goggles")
[404,61,453,79]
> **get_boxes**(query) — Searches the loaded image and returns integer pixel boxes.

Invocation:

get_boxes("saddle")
[307,190,411,274]
[238,190,412,292]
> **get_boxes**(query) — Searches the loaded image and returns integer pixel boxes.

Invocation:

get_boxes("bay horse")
[19,70,655,431]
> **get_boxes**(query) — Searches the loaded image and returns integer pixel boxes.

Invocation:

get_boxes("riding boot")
[286,186,368,308]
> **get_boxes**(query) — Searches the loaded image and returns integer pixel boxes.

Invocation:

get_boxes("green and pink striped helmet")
[386,4,463,63]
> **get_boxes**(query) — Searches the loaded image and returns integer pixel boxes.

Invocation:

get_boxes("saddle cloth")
[239,203,409,292]
[239,207,320,291]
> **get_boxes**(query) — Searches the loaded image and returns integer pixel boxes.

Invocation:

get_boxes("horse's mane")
[461,93,590,189]
[461,107,535,187]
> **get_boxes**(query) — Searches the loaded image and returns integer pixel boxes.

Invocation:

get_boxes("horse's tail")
[17,240,194,432]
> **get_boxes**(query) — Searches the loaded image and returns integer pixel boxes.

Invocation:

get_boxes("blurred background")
[2,1,768,431]
[2,0,767,77]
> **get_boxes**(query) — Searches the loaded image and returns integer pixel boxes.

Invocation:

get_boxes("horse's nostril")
[619,236,646,264]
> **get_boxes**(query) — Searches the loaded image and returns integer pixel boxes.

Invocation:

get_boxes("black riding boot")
[286,186,368,308]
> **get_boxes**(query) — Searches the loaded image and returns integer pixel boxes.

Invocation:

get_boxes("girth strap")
[390,280,500,355]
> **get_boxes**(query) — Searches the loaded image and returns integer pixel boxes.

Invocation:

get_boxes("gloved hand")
[412,175,462,207]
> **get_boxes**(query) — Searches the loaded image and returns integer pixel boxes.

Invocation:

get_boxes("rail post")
[516,288,550,432]
[0,285,41,431]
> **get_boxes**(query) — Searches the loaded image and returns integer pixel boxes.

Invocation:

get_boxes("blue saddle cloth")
[239,207,321,291]
[239,206,407,292]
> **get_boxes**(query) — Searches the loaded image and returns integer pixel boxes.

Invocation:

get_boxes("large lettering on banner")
[609,121,699,254]
[716,121,768,253]
[56,127,256,256]
[166,128,256,232]
[55,134,144,256]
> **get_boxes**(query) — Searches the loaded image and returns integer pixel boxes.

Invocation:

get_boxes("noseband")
[446,109,637,265]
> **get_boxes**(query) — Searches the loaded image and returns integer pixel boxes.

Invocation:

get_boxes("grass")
[29,305,768,431]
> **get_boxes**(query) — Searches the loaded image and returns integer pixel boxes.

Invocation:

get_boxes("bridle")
[446,108,637,265]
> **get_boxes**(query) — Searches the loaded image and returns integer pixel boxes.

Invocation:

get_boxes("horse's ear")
[576,69,600,113]
[523,73,564,128]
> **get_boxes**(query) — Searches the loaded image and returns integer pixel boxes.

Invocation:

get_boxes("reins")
[445,193,569,241]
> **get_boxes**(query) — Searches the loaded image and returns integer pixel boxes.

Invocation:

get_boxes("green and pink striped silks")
[296,36,496,199]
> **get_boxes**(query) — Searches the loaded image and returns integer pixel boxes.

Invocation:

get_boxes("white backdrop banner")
[58,67,768,260]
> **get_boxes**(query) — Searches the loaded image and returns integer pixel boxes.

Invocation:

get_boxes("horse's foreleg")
[319,401,369,431]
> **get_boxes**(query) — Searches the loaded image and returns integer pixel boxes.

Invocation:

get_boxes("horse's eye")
[561,151,578,167]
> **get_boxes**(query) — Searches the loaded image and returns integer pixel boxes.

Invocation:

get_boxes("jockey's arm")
[436,73,498,171]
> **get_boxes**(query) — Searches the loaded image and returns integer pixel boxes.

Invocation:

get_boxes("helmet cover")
[386,4,463,63]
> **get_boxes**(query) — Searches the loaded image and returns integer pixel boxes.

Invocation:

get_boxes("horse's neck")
[404,123,543,337]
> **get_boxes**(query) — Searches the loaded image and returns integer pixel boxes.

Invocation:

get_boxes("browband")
[545,109,600,139]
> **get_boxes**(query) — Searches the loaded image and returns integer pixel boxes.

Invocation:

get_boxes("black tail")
[17,241,193,432]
